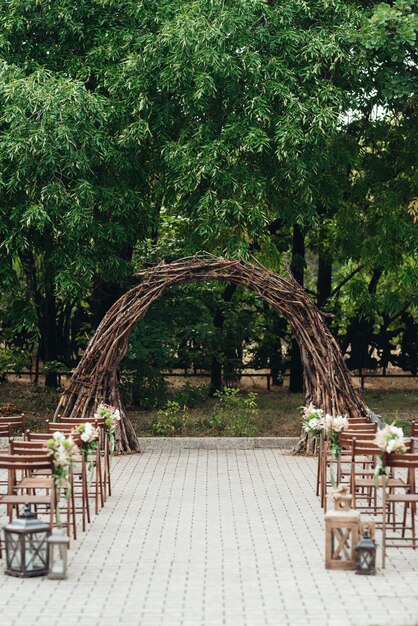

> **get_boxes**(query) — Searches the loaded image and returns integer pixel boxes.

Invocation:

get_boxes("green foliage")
[208,388,259,437]
[121,368,169,411]
[174,383,208,409]
[151,401,188,436]
[0,347,31,381]
[0,0,416,391]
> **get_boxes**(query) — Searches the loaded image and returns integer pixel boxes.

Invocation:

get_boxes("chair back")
[10,439,49,455]
[26,431,54,442]
[348,418,371,424]
[351,437,380,458]
[346,422,377,433]
[0,453,53,471]
[384,452,418,469]
[339,432,376,450]
[0,424,11,439]
[26,430,82,445]
[0,414,26,434]
[46,422,75,434]
[59,417,105,428]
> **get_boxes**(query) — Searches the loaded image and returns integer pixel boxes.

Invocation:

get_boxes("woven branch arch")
[56,254,368,452]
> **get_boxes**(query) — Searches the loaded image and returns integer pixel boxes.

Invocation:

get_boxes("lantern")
[355,527,377,575]
[48,526,69,579]
[325,485,360,570]
[3,505,50,577]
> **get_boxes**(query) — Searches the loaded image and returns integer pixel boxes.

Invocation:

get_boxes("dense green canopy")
[0,0,416,391]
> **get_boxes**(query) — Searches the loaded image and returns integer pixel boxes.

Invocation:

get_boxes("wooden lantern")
[325,485,360,570]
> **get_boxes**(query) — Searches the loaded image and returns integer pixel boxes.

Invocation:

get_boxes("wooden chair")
[0,453,56,557]
[26,431,92,532]
[9,438,83,538]
[46,422,104,514]
[350,438,412,516]
[382,453,418,568]
[0,414,26,437]
[337,431,377,486]
[0,423,12,454]
[348,417,372,424]
[56,416,111,499]
[319,423,378,509]
[412,422,418,450]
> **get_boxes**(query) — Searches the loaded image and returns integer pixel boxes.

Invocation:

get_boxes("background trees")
[0,0,416,396]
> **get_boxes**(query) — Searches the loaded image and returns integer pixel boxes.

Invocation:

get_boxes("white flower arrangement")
[374,424,407,454]
[46,431,78,523]
[75,422,100,451]
[76,421,100,446]
[323,413,349,434]
[94,402,121,453]
[75,422,100,485]
[373,423,407,486]
[301,404,324,438]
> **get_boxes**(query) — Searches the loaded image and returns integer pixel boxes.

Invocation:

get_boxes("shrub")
[208,388,259,437]
[151,401,188,436]
[175,383,208,408]
[121,368,169,410]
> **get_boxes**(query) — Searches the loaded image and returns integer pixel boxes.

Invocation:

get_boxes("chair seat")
[387,494,418,503]
[0,494,52,505]
[17,477,54,489]
[357,477,407,488]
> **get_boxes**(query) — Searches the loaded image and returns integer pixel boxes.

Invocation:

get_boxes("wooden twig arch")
[56,254,368,452]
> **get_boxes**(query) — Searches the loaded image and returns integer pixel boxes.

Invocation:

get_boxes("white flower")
[374,424,407,454]
[53,431,65,442]
[323,414,349,433]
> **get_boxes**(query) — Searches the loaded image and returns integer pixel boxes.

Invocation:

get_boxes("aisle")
[0,450,417,626]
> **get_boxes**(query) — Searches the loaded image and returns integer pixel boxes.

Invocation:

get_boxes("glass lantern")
[48,526,69,579]
[355,528,377,575]
[4,505,50,577]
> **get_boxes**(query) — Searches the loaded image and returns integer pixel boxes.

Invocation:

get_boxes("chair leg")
[82,459,90,525]
[71,475,77,540]
[316,448,321,497]
[97,451,104,509]
[382,481,387,569]
[105,437,111,497]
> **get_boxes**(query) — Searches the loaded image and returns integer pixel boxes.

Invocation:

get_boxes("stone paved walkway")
[1,450,418,626]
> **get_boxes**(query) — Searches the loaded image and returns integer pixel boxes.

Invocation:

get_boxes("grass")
[1,378,417,437]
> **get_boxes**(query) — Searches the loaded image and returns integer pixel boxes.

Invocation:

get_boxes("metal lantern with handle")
[355,527,377,575]
[4,505,50,577]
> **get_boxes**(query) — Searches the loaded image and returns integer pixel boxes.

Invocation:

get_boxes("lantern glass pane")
[6,533,22,571]
[25,533,48,572]
[50,545,66,577]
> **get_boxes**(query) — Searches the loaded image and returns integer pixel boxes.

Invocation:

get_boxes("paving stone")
[0,450,418,626]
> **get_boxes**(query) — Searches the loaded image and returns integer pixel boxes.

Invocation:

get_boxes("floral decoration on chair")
[46,431,78,524]
[75,422,100,485]
[94,402,121,454]
[373,424,407,485]
[302,403,324,440]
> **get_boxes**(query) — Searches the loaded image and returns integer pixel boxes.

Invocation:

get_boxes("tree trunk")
[317,255,332,309]
[40,286,59,388]
[209,283,237,395]
[289,225,305,393]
